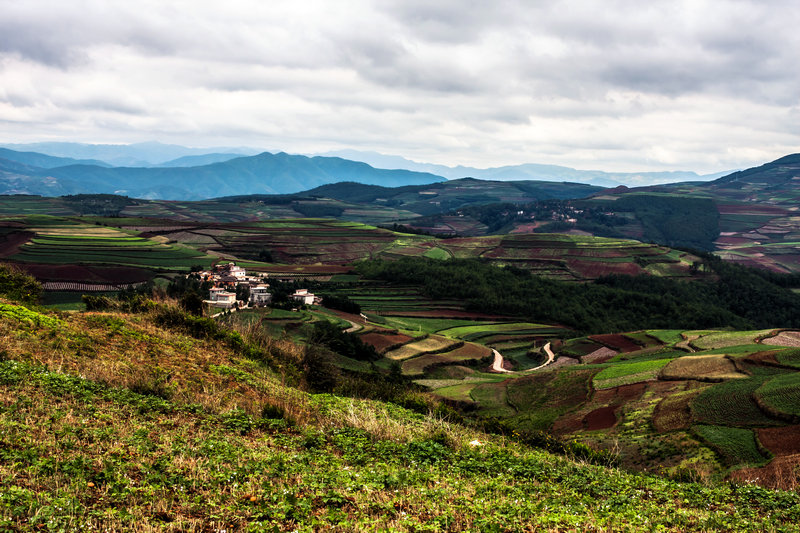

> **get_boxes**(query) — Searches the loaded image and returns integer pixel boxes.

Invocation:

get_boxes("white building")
[291,289,315,306]
[249,285,272,306]
[208,288,237,308]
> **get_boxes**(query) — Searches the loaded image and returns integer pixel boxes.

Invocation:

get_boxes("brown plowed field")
[653,389,704,432]
[589,334,642,353]
[746,350,782,365]
[757,425,800,456]
[0,231,34,257]
[581,347,618,364]
[359,332,415,353]
[762,331,800,348]
[16,263,153,283]
[568,260,644,278]
[584,406,618,430]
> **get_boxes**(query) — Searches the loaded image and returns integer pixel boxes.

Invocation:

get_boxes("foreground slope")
[3,294,800,531]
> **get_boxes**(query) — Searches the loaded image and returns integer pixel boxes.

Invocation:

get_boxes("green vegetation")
[0,263,41,304]
[693,425,770,467]
[593,359,670,389]
[755,373,800,420]
[356,256,800,333]
[691,377,783,427]
[585,194,720,251]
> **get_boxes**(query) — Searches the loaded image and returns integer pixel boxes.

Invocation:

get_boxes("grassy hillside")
[3,292,800,530]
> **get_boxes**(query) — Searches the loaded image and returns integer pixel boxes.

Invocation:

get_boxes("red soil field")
[591,382,647,406]
[568,260,644,278]
[589,334,642,353]
[16,264,153,283]
[0,231,34,258]
[359,332,415,353]
[583,406,618,430]
[717,204,790,215]
[757,425,800,456]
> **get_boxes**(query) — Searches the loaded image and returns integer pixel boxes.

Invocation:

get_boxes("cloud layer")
[1,0,798,172]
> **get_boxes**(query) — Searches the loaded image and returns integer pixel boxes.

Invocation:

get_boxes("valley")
[3,150,800,530]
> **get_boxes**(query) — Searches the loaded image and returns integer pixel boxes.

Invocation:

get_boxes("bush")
[0,263,41,304]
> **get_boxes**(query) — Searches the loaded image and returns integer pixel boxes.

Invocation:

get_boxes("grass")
[593,359,671,390]
[438,322,555,339]
[2,301,800,529]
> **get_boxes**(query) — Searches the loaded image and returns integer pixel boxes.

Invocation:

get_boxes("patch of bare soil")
[589,334,642,353]
[359,332,415,353]
[761,331,800,348]
[584,406,618,430]
[757,425,800,456]
[581,347,618,364]
[0,230,34,257]
[746,350,781,366]
[652,388,705,432]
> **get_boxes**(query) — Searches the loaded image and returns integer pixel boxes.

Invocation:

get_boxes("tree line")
[355,256,800,334]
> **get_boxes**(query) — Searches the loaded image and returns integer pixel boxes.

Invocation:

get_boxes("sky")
[0,0,798,173]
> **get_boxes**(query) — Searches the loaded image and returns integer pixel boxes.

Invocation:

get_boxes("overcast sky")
[1,0,798,173]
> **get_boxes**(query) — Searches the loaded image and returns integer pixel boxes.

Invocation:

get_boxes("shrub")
[0,263,41,304]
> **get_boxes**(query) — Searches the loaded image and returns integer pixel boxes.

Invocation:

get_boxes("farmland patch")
[660,354,746,382]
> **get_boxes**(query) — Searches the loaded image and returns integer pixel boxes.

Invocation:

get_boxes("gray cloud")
[0,0,797,173]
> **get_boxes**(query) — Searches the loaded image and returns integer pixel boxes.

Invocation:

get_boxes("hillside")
[2,269,800,530]
[580,154,800,272]
[0,150,446,200]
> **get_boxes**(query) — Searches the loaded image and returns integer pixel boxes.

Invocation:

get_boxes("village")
[195,262,318,310]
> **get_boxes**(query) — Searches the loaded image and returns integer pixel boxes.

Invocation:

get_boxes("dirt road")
[490,342,555,373]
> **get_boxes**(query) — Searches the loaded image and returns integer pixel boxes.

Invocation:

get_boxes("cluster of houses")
[195,262,318,310]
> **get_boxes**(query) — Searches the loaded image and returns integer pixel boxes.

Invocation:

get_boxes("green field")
[593,358,671,389]
[692,425,770,467]
[755,373,800,419]
[691,377,783,427]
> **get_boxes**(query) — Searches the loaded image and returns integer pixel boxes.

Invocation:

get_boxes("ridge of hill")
[0,148,110,169]
[710,153,800,188]
[0,141,260,167]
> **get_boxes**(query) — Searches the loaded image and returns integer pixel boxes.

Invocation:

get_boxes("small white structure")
[291,289,315,306]
[228,264,246,280]
[249,285,272,306]
[209,288,237,308]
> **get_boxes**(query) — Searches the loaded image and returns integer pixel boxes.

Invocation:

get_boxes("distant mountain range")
[0,141,260,167]
[0,150,445,200]
[0,141,753,201]
[318,149,734,187]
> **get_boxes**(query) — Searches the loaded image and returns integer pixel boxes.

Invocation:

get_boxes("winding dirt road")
[491,342,555,374]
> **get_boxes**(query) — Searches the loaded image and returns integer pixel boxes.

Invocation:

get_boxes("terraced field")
[4,217,213,272]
